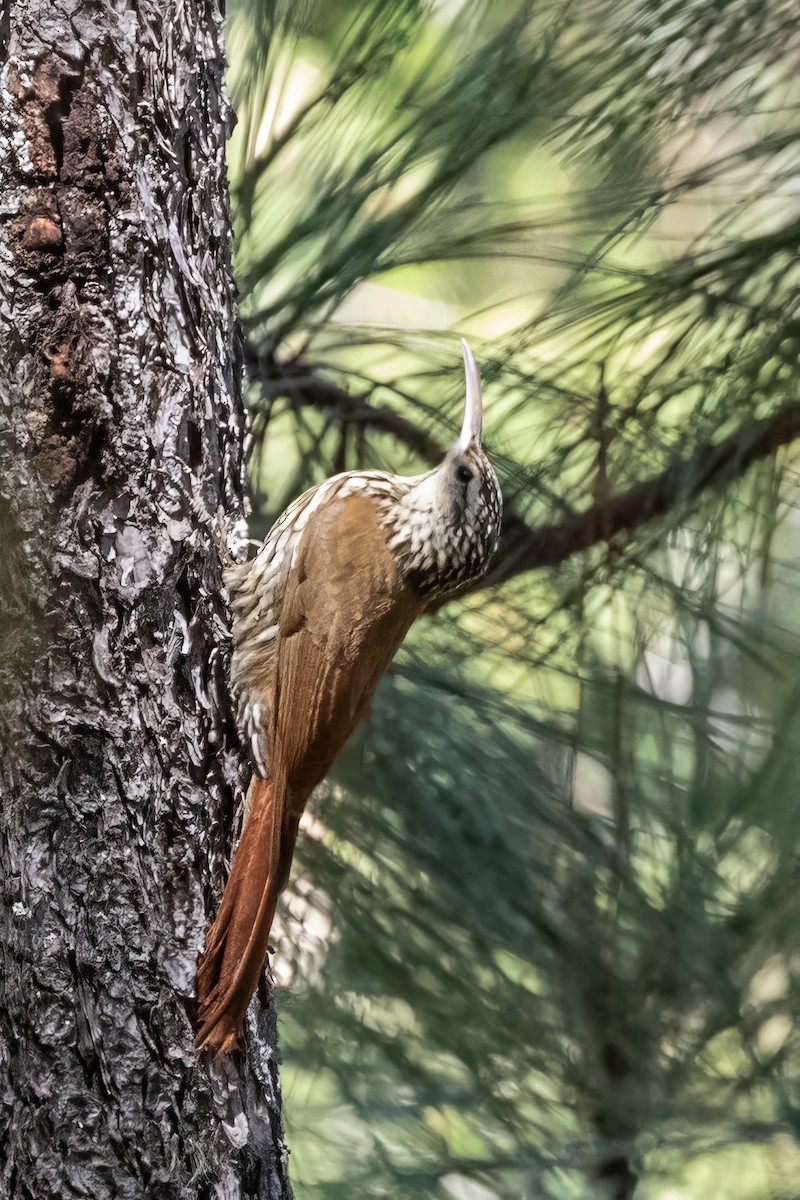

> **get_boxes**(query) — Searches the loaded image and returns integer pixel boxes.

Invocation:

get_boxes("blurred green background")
[225,2,800,1196]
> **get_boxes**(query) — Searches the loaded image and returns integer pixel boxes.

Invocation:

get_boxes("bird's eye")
[456,465,473,484]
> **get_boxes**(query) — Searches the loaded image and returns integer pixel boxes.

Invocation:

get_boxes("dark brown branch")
[244,341,800,592]
[244,343,444,461]
[481,401,800,588]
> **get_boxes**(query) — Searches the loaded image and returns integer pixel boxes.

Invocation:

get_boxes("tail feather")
[196,777,284,1056]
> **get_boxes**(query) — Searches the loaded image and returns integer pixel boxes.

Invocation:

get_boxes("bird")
[195,340,502,1055]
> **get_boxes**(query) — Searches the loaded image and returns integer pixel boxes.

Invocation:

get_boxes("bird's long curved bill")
[458,339,483,450]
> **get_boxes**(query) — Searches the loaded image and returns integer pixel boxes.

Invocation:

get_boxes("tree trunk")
[0,2,291,1196]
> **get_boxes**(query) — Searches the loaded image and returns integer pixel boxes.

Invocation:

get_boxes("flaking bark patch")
[0,2,292,1196]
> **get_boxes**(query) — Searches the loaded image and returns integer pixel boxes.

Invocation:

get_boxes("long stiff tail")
[195,777,295,1055]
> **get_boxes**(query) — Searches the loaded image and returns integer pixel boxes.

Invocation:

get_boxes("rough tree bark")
[0,2,291,1196]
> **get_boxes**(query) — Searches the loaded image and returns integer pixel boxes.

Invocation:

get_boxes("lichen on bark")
[0,1,291,1195]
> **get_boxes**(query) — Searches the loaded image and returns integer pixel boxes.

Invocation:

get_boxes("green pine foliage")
[226,1,800,1195]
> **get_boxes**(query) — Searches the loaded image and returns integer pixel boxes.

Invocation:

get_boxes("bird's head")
[437,340,502,542]
[393,341,503,597]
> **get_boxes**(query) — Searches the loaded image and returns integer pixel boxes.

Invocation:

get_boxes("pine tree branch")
[244,344,443,461]
[245,345,800,591]
[483,402,800,588]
